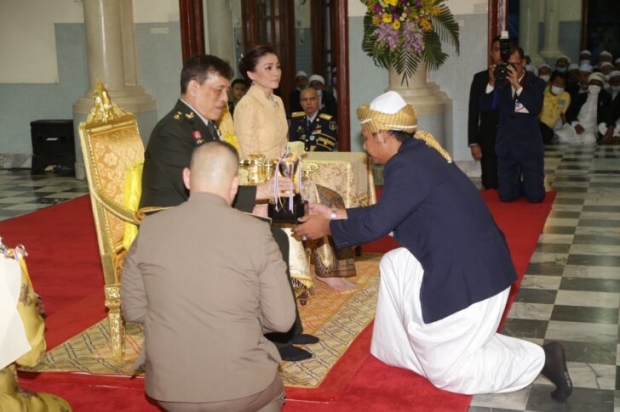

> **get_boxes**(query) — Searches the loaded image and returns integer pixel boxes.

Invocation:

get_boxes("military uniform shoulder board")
[292,111,306,118]
[318,113,333,121]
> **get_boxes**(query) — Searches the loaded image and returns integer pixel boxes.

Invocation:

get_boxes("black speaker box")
[30,119,75,175]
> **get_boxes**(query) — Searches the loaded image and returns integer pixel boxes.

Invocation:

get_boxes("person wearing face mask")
[538,64,552,83]
[539,72,571,144]
[556,72,611,144]
[579,50,592,65]
[600,71,620,144]
[569,63,593,100]
[554,55,571,74]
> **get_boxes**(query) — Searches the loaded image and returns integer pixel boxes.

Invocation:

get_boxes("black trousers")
[264,225,303,346]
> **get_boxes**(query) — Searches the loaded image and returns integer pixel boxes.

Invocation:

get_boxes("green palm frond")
[431,4,460,53]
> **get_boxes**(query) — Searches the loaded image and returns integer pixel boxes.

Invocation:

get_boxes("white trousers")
[555,122,598,144]
[370,248,545,395]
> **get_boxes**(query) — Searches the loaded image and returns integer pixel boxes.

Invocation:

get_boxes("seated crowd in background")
[530,49,620,145]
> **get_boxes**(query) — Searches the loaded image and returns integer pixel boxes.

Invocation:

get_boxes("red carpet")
[3,189,555,411]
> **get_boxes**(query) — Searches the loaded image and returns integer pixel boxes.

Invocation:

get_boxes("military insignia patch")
[192,130,204,145]
[173,111,182,120]
[329,121,337,131]
[185,112,195,119]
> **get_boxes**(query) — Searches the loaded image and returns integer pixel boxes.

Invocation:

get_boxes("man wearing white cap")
[293,90,573,401]
[565,63,580,96]
[579,49,591,65]
[308,73,337,119]
[572,63,594,98]
[600,71,620,143]
[288,70,308,115]
[556,71,611,144]
[554,55,570,74]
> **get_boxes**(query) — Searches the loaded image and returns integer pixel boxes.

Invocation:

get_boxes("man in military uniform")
[289,87,338,152]
[139,54,318,362]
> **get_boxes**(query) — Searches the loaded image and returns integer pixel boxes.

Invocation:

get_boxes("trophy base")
[268,193,307,224]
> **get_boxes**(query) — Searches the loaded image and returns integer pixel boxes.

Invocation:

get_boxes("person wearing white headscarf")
[293,91,573,401]
[556,72,612,144]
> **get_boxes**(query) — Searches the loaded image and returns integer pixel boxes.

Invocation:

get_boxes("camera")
[494,31,512,81]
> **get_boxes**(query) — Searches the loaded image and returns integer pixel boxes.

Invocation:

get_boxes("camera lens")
[494,63,508,80]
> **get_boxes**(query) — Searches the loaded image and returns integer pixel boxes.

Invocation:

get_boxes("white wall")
[0,0,179,84]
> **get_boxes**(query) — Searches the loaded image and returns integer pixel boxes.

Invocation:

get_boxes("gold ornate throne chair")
[78,80,144,359]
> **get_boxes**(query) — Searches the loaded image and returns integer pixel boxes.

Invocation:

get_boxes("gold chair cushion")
[122,161,144,250]
[89,127,144,246]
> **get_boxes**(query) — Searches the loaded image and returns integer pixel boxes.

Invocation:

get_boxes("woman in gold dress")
[234,44,356,291]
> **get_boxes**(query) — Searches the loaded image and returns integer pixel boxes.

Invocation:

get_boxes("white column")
[539,0,564,59]
[205,0,236,70]
[72,0,156,179]
[519,0,544,67]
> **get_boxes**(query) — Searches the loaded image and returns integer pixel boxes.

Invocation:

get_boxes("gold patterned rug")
[23,254,381,389]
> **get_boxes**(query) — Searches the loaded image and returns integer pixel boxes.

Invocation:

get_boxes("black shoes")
[279,345,313,362]
[276,334,319,361]
[541,342,573,402]
[291,333,320,345]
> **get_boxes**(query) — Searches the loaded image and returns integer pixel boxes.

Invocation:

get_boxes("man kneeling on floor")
[293,91,573,402]
[121,141,296,411]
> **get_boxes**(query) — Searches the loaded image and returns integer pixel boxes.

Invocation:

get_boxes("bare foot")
[316,276,356,291]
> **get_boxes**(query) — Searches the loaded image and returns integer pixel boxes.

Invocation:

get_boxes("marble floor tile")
[520,276,562,290]
[537,234,574,244]
[470,387,531,410]
[545,321,618,344]
[508,303,554,321]
[566,254,620,267]
[547,340,617,365]
[554,290,619,308]
[572,234,620,246]
[550,305,619,324]
[560,277,620,293]
[502,319,549,339]
[561,265,620,280]
[534,243,571,254]
[575,226,620,236]
[528,384,616,412]
[515,289,558,304]
[525,262,566,276]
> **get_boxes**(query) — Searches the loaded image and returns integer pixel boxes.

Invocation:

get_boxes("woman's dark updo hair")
[238,44,277,82]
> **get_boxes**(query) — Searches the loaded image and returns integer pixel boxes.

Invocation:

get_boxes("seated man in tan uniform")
[121,141,297,411]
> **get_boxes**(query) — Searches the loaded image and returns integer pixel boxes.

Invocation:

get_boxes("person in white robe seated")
[293,91,573,402]
[555,72,611,144]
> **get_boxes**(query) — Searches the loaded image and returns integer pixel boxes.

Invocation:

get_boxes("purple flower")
[376,23,400,50]
[374,4,383,13]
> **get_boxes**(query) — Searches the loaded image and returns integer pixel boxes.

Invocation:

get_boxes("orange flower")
[431,6,441,16]
[419,17,433,32]
[372,15,381,26]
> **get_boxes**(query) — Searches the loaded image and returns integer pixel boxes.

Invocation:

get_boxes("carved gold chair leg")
[105,285,125,359]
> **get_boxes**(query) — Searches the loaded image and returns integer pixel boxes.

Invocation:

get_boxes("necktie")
[307,117,312,130]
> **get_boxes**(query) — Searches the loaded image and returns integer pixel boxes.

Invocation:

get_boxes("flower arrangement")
[361,0,460,84]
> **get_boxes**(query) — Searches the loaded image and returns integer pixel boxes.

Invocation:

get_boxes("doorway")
[178,0,351,151]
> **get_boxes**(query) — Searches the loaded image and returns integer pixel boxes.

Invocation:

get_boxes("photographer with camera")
[480,34,546,204]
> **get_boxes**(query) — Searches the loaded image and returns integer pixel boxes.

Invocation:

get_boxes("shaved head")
[184,141,240,204]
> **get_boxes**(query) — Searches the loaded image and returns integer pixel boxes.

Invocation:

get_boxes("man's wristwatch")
[330,206,338,220]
